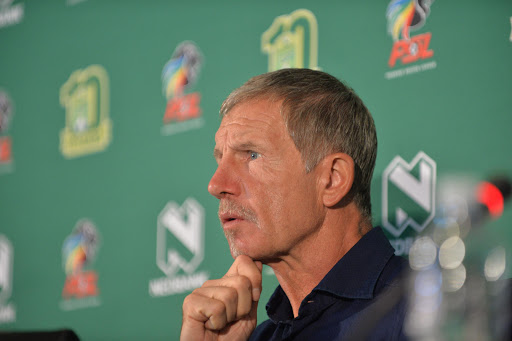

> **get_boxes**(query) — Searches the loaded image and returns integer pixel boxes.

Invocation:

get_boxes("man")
[181,68,408,340]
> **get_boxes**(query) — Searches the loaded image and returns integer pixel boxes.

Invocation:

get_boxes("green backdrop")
[1,0,511,339]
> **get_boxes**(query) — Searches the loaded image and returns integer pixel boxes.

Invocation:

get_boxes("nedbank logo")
[0,235,15,323]
[0,236,13,304]
[60,65,112,158]
[262,9,318,71]
[382,151,436,237]
[157,198,204,276]
[149,198,209,297]
[0,0,24,29]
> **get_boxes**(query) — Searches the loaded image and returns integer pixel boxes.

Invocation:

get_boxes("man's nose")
[208,159,240,199]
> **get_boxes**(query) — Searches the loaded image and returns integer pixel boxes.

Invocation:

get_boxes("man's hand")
[181,255,263,341]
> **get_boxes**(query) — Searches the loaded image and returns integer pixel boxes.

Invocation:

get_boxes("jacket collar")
[313,227,396,299]
[265,227,396,322]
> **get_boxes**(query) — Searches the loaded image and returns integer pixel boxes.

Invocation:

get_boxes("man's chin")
[227,240,250,259]
[227,240,254,260]
[225,232,266,260]
[229,247,243,259]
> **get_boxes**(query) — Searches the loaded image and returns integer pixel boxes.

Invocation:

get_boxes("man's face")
[208,98,325,261]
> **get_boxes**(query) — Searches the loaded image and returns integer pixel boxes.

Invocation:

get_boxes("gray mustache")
[218,200,258,224]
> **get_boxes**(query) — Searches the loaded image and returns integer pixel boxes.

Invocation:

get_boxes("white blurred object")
[405,174,511,340]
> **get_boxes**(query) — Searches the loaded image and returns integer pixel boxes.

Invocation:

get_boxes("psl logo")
[59,65,112,158]
[60,219,101,310]
[386,0,434,67]
[156,198,204,277]
[382,151,437,237]
[161,41,203,135]
[262,9,318,71]
[0,235,15,323]
[0,90,13,170]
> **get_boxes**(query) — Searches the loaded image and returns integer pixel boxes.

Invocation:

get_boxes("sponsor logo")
[0,0,23,29]
[262,9,318,71]
[382,151,437,254]
[60,219,101,310]
[59,65,112,158]
[161,41,204,136]
[0,235,15,323]
[0,90,14,174]
[385,0,437,79]
[66,0,87,6]
[149,198,209,297]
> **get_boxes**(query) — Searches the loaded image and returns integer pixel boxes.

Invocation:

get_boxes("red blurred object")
[476,181,505,218]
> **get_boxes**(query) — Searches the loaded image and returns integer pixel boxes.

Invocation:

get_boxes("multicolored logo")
[0,0,24,29]
[161,41,204,136]
[60,219,101,310]
[262,9,318,72]
[385,0,436,78]
[149,198,208,297]
[0,235,15,323]
[381,151,437,255]
[0,90,14,174]
[59,65,112,158]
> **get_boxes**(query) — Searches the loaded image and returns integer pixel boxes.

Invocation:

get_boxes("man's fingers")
[199,276,253,319]
[225,255,263,302]
[182,293,228,331]
[181,257,263,340]
[191,286,238,322]
[253,261,263,301]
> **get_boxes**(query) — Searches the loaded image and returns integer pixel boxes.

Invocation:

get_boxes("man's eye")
[249,151,260,160]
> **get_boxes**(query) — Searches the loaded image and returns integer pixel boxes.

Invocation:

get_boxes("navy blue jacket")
[249,227,409,340]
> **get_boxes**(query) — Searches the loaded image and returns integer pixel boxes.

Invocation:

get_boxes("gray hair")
[220,68,377,224]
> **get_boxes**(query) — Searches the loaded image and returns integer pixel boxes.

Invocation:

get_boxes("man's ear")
[318,153,355,208]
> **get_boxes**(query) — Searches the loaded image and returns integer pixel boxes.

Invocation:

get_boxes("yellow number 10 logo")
[261,9,319,72]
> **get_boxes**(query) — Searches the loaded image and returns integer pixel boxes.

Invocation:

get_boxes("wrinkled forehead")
[214,98,287,143]
[221,91,285,118]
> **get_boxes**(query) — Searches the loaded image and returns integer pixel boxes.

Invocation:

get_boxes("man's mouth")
[218,200,258,227]
[219,213,245,225]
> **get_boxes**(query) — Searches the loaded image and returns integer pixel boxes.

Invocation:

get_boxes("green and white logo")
[382,151,437,238]
[0,235,15,324]
[149,198,209,297]
[0,0,23,29]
